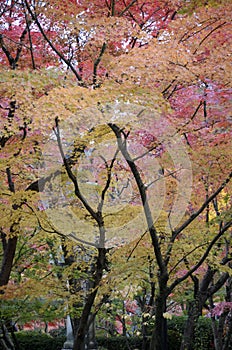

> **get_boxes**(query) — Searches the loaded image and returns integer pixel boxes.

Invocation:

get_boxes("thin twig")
[127,230,148,261]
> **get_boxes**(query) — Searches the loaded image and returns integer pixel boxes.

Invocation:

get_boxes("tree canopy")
[0,1,231,350]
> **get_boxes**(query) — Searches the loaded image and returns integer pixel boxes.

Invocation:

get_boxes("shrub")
[49,327,66,338]
[167,315,187,334]
[167,329,182,350]
[168,316,213,350]
[195,317,214,350]
[96,336,142,350]
[147,316,213,350]
[15,331,65,350]
[97,331,181,350]
[7,317,213,350]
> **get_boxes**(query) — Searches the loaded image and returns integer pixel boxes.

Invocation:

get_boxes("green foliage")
[14,331,65,350]
[1,320,214,350]
[180,0,230,14]
[0,298,64,327]
[166,315,187,334]
[49,327,66,338]
[97,336,142,350]
[167,329,182,350]
[96,315,213,350]
[167,316,213,350]
[194,317,214,350]
[97,331,181,350]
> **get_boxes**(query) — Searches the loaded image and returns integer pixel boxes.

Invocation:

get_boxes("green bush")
[97,331,181,350]
[8,320,210,350]
[195,317,214,350]
[167,329,182,350]
[168,316,213,350]
[49,327,66,338]
[167,315,187,333]
[147,316,213,350]
[97,336,142,350]
[14,331,65,350]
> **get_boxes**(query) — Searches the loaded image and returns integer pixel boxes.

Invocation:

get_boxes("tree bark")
[150,273,168,350]
[211,276,232,350]
[180,299,200,350]
[0,236,18,288]
[0,168,18,288]
[181,268,229,350]
[73,248,106,350]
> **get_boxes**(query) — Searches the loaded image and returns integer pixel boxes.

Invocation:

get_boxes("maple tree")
[1,1,232,350]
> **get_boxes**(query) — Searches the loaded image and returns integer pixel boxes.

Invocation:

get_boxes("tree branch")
[119,0,137,17]
[109,123,165,274]
[168,220,232,293]
[24,9,36,69]
[53,118,98,221]
[0,34,16,68]
[168,242,208,275]
[24,0,83,82]
[93,42,107,87]
[15,23,30,64]
[97,148,119,214]
[193,21,227,55]
[172,171,232,240]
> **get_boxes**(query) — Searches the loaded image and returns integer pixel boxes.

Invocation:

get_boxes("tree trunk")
[180,299,200,350]
[150,296,168,350]
[0,324,15,350]
[0,168,18,289]
[150,277,168,350]
[87,315,97,349]
[211,276,232,350]
[211,316,223,350]
[73,281,98,350]
[73,248,106,350]
[0,236,18,288]
[181,269,229,350]
[141,318,149,350]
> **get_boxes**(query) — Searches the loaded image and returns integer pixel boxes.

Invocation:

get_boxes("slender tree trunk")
[211,316,223,350]
[73,248,106,350]
[181,269,229,350]
[222,313,232,350]
[150,275,168,350]
[0,324,15,350]
[87,315,97,349]
[150,295,168,350]
[0,169,18,288]
[180,298,200,350]
[211,276,232,350]
[0,237,18,288]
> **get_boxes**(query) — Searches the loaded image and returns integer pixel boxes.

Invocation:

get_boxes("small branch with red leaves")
[24,0,83,83]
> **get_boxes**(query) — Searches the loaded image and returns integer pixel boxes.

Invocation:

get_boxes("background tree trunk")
[150,277,168,350]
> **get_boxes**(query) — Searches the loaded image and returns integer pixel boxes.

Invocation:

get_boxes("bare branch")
[193,21,227,54]
[172,171,232,240]
[109,123,166,274]
[169,242,208,275]
[53,117,98,221]
[168,220,232,293]
[93,42,107,87]
[119,0,137,17]
[97,148,119,214]
[24,0,83,83]
[179,18,219,43]
[127,230,148,262]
